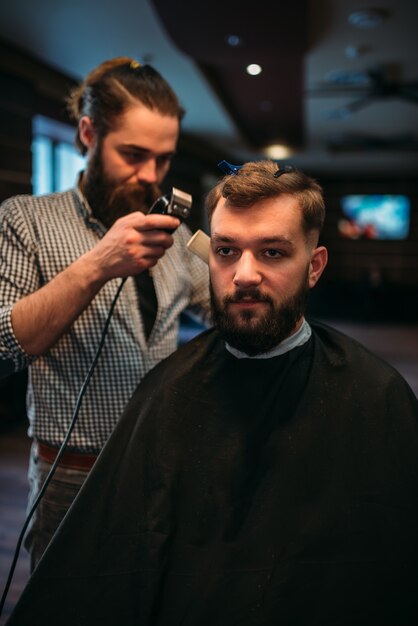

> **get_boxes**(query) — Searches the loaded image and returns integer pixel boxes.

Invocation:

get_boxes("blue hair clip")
[217,160,243,175]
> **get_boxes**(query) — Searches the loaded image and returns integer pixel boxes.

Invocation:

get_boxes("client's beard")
[210,272,309,356]
[82,145,160,229]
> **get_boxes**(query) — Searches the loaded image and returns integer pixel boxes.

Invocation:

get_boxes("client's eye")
[216,247,235,257]
[264,249,282,259]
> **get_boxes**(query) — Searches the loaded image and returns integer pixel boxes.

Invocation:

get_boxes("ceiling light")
[348,9,386,28]
[225,34,242,47]
[246,64,262,76]
[264,144,293,159]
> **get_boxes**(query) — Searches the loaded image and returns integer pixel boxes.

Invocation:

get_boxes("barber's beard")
[82,146,160,229]
[210,270,310,356]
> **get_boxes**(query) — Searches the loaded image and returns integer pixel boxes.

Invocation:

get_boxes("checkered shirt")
[0,187,210,452]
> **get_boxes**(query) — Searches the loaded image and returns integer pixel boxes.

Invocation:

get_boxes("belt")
[36,441,98,471]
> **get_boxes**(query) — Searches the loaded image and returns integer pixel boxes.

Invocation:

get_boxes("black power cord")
[0,276,127,618]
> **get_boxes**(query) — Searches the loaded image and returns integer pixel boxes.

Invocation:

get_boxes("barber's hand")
[86,212,181,281]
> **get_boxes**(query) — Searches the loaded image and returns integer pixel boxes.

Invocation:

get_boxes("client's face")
[209,196,325,356]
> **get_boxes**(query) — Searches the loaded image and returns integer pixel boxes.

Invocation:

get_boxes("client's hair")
[205,160,325,237]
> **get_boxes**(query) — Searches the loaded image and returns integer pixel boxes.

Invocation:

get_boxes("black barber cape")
[8,321,418,625]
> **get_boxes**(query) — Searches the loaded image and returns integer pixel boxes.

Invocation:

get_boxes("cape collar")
[225,318,312,360]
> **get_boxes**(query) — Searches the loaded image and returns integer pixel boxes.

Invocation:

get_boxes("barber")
[0,57,209,570]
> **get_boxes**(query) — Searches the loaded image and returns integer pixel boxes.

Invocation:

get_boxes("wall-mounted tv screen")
[338,194,410,240]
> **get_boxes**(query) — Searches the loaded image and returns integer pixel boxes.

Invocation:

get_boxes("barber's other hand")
[85,211,181,282]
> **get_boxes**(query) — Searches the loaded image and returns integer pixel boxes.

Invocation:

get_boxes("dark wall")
[0,42,81,430]
[0,40,79,203]
[307,175,418,323]
[0,72,34,201]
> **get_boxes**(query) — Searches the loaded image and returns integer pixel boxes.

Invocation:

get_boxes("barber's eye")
[121,150,145,162]
[156,155,173,167]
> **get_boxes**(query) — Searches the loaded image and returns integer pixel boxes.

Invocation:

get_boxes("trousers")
[24,443,90,571]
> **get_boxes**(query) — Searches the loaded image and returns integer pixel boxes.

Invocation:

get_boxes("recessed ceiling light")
[225,34,242,47]
[348,9,386,28]
[246,64,262,76]
[264,144,293,159]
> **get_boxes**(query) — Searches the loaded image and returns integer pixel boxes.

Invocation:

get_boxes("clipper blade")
[187,229,210,264]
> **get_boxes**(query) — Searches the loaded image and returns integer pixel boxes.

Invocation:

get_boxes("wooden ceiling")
[151,0,307,151]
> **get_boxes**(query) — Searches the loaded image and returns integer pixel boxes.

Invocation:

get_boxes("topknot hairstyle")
[67,56,185,155]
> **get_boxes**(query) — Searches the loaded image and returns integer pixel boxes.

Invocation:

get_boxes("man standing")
[6,160,418,625]
[0,57,209,569]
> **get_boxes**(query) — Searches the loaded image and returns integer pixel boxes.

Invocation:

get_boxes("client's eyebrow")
[211,233,295,248]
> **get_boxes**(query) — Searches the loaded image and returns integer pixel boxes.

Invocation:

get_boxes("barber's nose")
[233,252,262,287]
[137,159,158,184]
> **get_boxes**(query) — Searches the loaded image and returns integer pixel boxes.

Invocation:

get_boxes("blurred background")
[0,0,417,620]
[0,0,417,324]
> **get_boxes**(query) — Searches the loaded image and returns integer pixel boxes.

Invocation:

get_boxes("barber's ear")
[309,246,328,288]
[78,116,96,150]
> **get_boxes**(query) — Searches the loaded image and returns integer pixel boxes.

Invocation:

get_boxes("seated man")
[6,160,418,625]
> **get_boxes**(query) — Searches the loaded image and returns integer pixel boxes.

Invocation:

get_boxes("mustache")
[110,181,149,196]
[224,288,274,305]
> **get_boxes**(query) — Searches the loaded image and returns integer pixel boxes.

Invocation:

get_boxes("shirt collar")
[225,318,312,360]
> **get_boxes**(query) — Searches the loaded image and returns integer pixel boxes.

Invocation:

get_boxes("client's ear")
[309,246,328,288]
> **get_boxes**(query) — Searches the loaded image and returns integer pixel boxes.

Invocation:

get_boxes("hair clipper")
[148,187,192,232]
